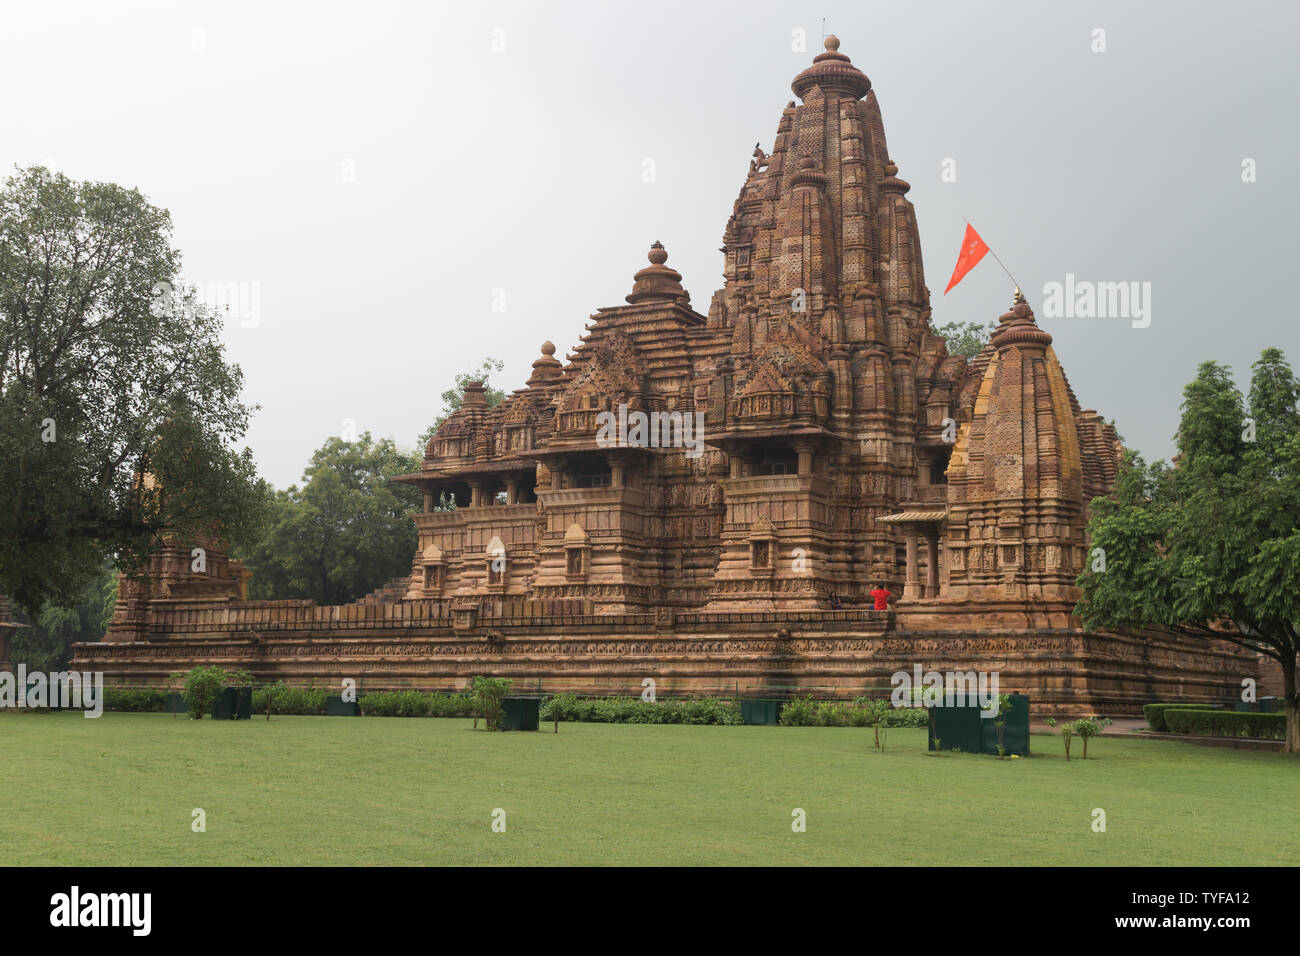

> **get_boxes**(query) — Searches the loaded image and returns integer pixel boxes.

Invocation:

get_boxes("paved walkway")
[1033,717,1284,751]
[1030,718,1146,736]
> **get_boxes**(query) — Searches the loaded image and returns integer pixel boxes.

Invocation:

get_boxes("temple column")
[904,525,920,599]
[729,454,742,479]
[423,492,434,513]
[609,459,625,489]
[795,444,813,476]
[506,480,519,505]
[469,482,483,508]
[925,530,940,598]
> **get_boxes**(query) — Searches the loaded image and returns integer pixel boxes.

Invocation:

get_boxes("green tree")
[9,562,117,672]
[0,166,267,614]
[1077,351,1300,753]
[934,320,996,360]
[471,675,513,730]
[180,665,229,719]
[418,357,506,449]
[238,432,420,605]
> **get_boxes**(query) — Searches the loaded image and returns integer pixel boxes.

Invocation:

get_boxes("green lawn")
[2,711,1296,865]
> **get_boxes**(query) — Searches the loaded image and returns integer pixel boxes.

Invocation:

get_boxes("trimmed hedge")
[253,683,329,716]
[103,688,167,712]
[1164,708,1284,740]
[358,691,476,718]
[778,697,930,728]
[539,694,741,725]
[1143,702,1215,733]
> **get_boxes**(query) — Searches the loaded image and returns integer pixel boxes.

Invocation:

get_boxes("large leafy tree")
[1077,350,1300,752]
[0,166,266,613]
[417,356,506,449]
[238,432,420,605]
[9,562,117,672]
[934,320,996,360]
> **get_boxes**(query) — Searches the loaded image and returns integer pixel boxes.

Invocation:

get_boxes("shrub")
[1069,716,1112,758]
[428,692,475,718]
[1164,708,1284,740]
[778,696,820,726]
[471,676,513,730]
[883,707,930,728]
[252,683,328,716]
[180,665,228,719]
[1142,702,1216,732]
[538,694,741,726]
[776,696,925,732]
[103,688,167,713]
[359,690,434,717]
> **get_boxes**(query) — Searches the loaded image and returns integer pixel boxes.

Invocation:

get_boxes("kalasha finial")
[824,35,840,53]
[627,241,685,304]
[1014,286,1026,306]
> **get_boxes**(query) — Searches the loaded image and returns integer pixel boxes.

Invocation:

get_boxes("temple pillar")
[423,492,434,513]
[469,482,483,508]
[795,444,813,476]
[903,525,920,599]
[925,531,940,598]
[506,480,519,505]
[609,459,625,489]
[729,454,742,479]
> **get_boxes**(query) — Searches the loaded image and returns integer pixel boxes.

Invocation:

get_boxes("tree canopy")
[237,432,420,606]
[1077,349,1300,752]
[0,166,267,613]
[8,561,117,672]
[417,357,506,450]
[933,320,996,360]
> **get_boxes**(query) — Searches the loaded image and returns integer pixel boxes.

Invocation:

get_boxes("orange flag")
[944,223,989,294]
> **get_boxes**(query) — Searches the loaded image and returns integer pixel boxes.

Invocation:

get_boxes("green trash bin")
[165,692,187,715]
[325,695,360,716]
[980,694,1029,755]
[211,687,237,720]
[741,699,781,725]
[928,694,1030,756]
[234,686,252,720]
[499,697,540,731]
[930,705,983,753]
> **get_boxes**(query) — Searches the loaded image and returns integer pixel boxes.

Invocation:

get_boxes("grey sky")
[4,0,1297,487]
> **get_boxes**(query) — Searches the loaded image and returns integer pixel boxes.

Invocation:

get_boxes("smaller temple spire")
[526,341,563,386]
[461,380,489,408]
[626,241,688,304]
[990,292,1052,350]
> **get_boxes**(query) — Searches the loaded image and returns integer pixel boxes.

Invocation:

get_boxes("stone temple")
[74,37,1261,713]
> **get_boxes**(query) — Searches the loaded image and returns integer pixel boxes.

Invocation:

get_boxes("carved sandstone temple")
[74,37,1259,714]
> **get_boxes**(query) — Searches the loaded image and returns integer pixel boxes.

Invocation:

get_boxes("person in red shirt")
[869,583,892,611]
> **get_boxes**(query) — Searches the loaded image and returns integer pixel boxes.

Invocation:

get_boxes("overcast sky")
[4,0,1297,487]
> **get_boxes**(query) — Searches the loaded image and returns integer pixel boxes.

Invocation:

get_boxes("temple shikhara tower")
[76,37,1259,714]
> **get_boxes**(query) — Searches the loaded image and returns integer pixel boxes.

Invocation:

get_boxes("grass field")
[2,711,1297,865]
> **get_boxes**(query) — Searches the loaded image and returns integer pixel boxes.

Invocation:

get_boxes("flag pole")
[963,217,1023,298]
